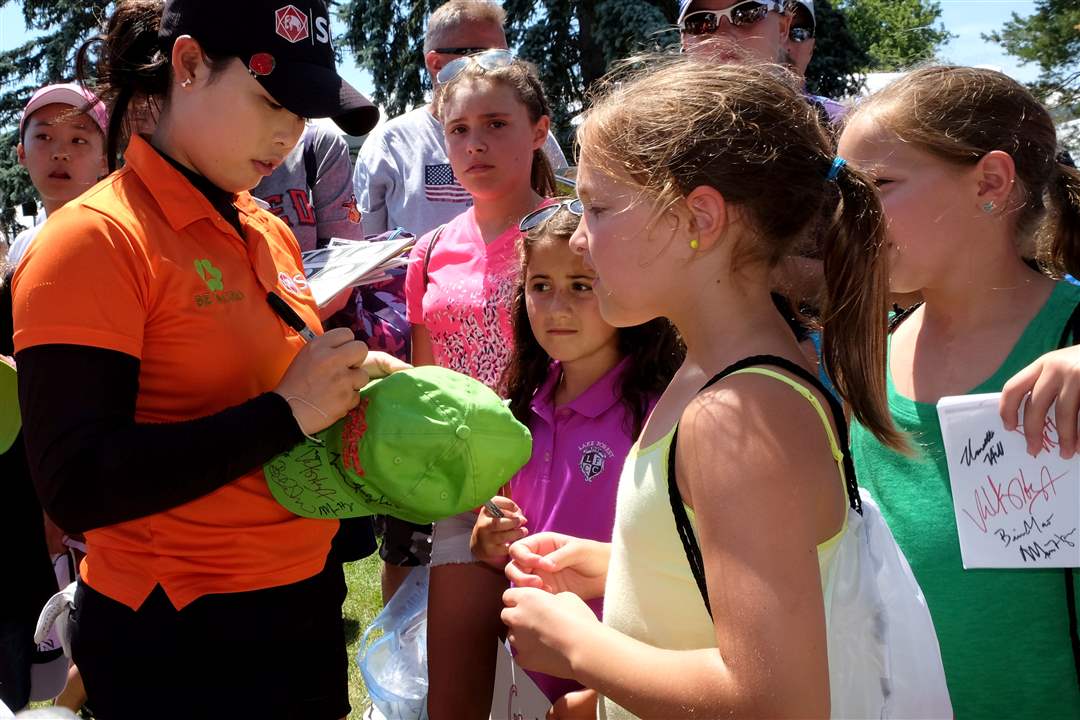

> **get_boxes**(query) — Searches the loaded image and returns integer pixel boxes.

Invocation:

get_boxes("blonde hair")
[579,55,903,449]
[849,65,1080,278]
[424,0,507,53]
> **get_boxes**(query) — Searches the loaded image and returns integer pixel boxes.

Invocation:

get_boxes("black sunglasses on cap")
[519,198,584,233]
[432,46,493,56]
[679,0,782,35]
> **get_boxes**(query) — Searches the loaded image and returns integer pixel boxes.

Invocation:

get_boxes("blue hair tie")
[826,157,846,182]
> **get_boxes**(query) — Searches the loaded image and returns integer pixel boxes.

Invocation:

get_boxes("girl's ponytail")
[77,0,169,171]
[531,147,557,198]
[823,163,906,451]
[1045,159,1080,279]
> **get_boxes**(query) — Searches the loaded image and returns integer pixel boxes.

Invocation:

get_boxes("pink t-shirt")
[511,357,659,702]
[405,207,521,388]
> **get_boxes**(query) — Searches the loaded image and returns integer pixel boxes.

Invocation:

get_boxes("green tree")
[840,0,952,71]
[341,0,680,147]
[804,0,869,99]
[985,0,1080,114]
[0,0,109,239]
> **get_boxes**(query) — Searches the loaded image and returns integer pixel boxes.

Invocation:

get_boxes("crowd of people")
[2,0,1079,718]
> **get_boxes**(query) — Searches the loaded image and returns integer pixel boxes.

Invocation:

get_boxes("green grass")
[343,554,386,718]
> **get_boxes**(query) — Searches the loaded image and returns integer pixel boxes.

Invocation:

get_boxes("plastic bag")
[358,566,429,720]
[824,490,952,719]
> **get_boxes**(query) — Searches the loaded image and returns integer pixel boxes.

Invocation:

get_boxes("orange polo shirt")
[13,136,336,610]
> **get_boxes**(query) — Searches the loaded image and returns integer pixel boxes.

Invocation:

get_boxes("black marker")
[267,291,317,343]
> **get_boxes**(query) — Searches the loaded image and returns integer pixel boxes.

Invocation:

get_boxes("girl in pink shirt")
[471,205,682,713]
[407,52,560,720]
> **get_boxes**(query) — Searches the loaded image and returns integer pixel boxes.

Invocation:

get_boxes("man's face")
[425,21,508,85]
[784,4,815,76]
[680,0,792,64]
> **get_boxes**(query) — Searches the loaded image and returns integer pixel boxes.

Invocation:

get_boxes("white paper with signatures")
[937,392,1079,568]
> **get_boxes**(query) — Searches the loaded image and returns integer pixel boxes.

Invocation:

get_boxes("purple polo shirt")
[511,357,658,702]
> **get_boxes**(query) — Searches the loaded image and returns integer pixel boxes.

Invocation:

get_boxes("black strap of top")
[667,354,860,620]
[421,224,447,290]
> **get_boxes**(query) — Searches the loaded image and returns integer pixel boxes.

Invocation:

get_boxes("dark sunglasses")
[679,0,781,35]
[519,198,584,233]
[432,46,493,56]
[437,49,515,85]
[790,26,815,43]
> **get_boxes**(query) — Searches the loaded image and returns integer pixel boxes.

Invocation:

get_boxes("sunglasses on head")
[519,198,584,233]
[437,49,515,85]
[432,46,493,56]
[679,1,782,35]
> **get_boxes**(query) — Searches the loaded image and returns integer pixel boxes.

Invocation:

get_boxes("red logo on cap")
[275,5,310,44]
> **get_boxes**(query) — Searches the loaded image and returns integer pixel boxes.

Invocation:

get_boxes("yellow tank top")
[599,368,849,720]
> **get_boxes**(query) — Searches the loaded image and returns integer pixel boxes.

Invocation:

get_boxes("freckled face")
[569,158,679,328]
[838,112,979,295]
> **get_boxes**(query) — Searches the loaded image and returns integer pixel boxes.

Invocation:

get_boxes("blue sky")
[0,0,1043,99]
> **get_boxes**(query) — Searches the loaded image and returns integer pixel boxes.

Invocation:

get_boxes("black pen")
[267,291,317,343]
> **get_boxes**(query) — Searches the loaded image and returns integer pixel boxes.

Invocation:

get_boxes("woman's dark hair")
[501,208,684,437]
[75,0,232,171]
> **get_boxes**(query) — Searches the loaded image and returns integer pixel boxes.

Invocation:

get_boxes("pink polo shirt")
[511,357,659,702]
[404,207,520,388]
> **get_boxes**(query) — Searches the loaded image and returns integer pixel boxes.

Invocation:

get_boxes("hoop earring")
[981,201,996,214]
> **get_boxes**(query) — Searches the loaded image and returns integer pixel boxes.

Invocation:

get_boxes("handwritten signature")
[993,513,1054,548]
[961,430,1005,467]
[964,465,1068,534]
[1017,528,1078,563]
[1011,416,1061,455]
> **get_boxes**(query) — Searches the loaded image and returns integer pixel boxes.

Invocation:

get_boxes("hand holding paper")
[938,392,1079,568]
[1000,344,1080,458]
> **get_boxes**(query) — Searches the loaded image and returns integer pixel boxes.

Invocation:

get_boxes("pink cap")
[19,83,108,138]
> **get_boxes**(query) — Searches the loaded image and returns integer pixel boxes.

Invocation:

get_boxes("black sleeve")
[16,343,306,534]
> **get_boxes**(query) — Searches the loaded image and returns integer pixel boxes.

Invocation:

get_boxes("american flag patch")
[425,164,472,203]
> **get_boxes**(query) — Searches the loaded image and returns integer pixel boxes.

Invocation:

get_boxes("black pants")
[71,561,349,720]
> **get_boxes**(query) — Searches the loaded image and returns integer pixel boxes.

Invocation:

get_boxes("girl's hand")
[548,689,598,720]
[1000,346,1080,458]
[274,327,369,435]
[363,350,412,379]
[505,533,609,601]
[501,587,598,680]
[470,496,528,569]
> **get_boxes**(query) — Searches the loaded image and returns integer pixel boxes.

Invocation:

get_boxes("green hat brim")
[0,360,20,454]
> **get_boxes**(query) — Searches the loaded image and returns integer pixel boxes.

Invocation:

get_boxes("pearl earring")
[982,201,996,214]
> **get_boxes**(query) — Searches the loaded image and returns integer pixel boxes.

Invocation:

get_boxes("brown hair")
[75,0,232,171]
[435,57,558,198]
[424,0,507,53]
[578,56,902,449]
[501,207,684,436]
[851,65,1080,278]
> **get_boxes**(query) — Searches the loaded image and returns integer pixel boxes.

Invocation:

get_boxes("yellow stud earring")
[690,238,700,250]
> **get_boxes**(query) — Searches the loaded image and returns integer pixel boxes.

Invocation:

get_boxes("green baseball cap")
[264,366,532,524]
[0,358,20,454]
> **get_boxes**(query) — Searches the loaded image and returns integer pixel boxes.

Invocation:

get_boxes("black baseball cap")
[159,0,379,136]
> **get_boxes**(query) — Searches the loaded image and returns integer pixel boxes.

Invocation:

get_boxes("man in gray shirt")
[352,0,566,238]
[254,122,363,251]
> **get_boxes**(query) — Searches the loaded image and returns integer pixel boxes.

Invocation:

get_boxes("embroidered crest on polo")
[275,5,310,44]
[578,440,614,483]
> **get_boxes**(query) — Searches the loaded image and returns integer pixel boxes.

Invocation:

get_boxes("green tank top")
[851,281,1080,718]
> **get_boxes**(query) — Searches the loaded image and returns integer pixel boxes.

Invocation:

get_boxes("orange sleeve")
[13,205,151,358]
